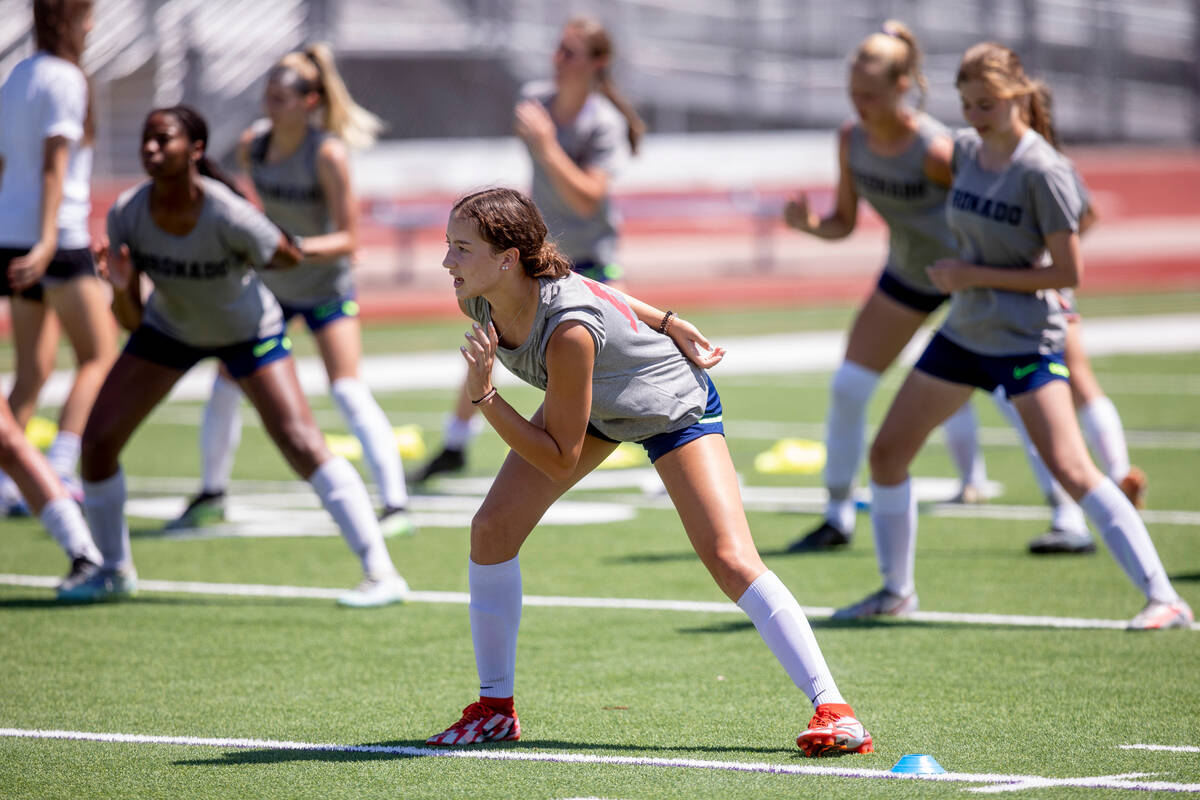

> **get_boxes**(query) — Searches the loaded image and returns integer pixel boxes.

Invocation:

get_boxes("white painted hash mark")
[1,573,1198,631]
[1121,744,1200,753]
[0,728,1198,794]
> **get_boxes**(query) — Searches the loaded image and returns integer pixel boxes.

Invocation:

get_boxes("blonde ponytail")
[855,19,929,109]
[275,43,383,149]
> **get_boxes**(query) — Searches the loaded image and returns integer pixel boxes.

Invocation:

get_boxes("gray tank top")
[940,129,1084,356]
[107,176,285,347]
[846,113,956,294]
[524,82,629,266]
[248,123,353,305]
[465,273,708,442]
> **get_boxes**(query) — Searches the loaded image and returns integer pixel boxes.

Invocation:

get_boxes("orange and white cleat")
[426,702,520,745]
[1119,466,1148,510]
[1128,599,1193,631]
[797,703,874,757]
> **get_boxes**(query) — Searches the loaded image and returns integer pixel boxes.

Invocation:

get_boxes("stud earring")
[500,265,509,271]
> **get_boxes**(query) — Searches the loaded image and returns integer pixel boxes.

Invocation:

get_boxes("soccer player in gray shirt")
[425,188,874,756]
[63,106,408,608]
[782,21,987,552]
[835,43,1191,630]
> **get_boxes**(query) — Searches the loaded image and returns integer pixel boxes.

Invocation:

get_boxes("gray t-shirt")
[940,129,1084,355]
[465,272,708,442]
[523,81,629,266]
[107,176,285,347]
[847,113,956,294]
[248,122,353,305]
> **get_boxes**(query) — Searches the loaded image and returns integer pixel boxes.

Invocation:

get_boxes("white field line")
[2,573,1197,631]
[0,728,1196,794]
[6,314,1200,405]
[1121,745,1200,753]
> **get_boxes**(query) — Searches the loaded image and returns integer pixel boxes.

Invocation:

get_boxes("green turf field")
[1,291,1197,798]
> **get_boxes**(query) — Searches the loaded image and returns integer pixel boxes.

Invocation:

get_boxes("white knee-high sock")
[470,556,522,699]
[870,479,917,597]
[941,400,987,488]
[201,375,243,494]
[308,457,395,578]
[823,362,880,532]
[330,377,408,509]
[1079,480,1177,604]
[444,413,482,450]
[1078,397,1131,482]
[41,497,102,564]
[82,469,131,571]
[45,432,81,479]
[992,389,1088,533]
[737,570,844,707]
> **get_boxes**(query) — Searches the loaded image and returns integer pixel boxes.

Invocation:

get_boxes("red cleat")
[796,703,873,756]
[426,702,520,746]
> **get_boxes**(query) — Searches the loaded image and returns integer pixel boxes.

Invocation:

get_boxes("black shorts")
[877,270,947,313]
[0,246,97,301]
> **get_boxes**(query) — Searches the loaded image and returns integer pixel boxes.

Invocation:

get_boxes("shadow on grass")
[676,617,953,635]
[1169,571,1200,582]
[609,546,866,566]
[174,736,798,767]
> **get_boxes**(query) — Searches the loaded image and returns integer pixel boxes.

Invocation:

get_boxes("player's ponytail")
[273,44,383,149]
[569,16,645,155]
[452,188,572,279]
[854,19,928,109]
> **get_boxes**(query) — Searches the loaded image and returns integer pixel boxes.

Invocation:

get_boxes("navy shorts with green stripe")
[123,324,293,379]
[587,374,725,463]
[279,294,359,332]
[915,331,1069,397]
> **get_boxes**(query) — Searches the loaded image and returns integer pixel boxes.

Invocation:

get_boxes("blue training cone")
[891,754,945,774]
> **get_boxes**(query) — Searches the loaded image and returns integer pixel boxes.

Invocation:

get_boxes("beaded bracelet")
[471,387,498,406]
[658,310,676,334]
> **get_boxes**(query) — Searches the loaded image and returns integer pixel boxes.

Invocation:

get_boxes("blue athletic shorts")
[877,270,947,313]
[587,374,725,463]
[915,331,1070,397]
[123,324,293,379]
[279,294,359,332]
[571,260,624,284]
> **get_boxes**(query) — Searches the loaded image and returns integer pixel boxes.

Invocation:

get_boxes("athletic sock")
[823,361,879,533]
[941,400,987,488]
[45,432,81,479]
[82,469,132,571]
[444,413,482,451]
[737,570,844,707]
[469,556,522,700]
[870,479,917,598]
[40,496,102,564]
[308,457,395,578]
[1078,396,1131,482]
[200,374,242,494]
[330,377,408,509]
[479,695,515,716]
[992,388,1088,533]
[1079,479,1177,604]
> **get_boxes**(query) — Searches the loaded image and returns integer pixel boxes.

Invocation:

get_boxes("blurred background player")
[64,106,408,607]
[835,42,1191,629]
[781,21,986,552]
[426,188,872,756]
[414,15,644,483]
[0,0,116,515]
[166,45,413,536]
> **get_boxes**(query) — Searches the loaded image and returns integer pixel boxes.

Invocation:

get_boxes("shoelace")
[448,702,497,730]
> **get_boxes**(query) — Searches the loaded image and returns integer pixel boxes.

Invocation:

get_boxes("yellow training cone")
[597,441,645,470]
[754,438,826,475]
[393,424,427,460]
[26,416,59,449]
[324,433,363,461]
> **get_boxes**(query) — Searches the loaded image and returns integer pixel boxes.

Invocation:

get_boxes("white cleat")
[1128,599,1194,630]
[337,574,408,608]
[832,587,917,620]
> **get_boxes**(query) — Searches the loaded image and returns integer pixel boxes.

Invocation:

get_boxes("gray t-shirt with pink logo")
[940,129,1083,355]
[465,272,708,442]
[107,176,284,347]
